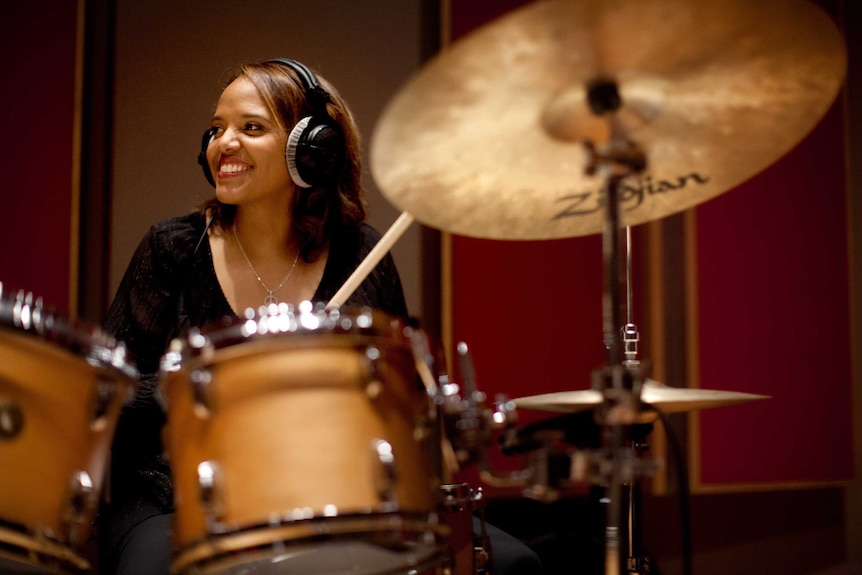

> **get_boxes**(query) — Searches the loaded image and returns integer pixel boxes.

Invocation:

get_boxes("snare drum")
[161,304,450,575]
[0,286,137,574]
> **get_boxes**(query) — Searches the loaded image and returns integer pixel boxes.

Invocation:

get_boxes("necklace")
[233,225,300,306]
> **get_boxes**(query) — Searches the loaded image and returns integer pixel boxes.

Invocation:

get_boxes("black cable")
[194,210,217,256]
[648,406,693,575]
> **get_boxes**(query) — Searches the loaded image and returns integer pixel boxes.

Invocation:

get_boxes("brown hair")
[202,59,366,261]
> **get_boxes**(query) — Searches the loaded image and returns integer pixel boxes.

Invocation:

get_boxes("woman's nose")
[218,128,241,152]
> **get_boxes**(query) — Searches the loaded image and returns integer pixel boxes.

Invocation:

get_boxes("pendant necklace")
[233,225,300,306]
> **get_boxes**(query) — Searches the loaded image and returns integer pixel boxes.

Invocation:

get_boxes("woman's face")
[206,76,293,208]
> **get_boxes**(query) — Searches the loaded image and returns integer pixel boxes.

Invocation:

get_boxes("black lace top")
[101,210,408,550]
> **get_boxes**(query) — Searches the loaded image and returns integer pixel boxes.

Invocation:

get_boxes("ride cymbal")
[371,0,846,240]
[513,379,769,417]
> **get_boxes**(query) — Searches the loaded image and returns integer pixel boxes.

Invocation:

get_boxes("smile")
[219,163,252,175]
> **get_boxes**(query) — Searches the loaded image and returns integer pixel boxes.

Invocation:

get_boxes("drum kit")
[0,0,847,574]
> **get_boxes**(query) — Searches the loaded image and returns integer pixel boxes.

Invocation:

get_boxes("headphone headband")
[266,58,331,109]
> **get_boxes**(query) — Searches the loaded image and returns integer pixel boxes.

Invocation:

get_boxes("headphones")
[197,58,345,189]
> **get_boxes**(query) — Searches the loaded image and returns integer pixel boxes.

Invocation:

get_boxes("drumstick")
[326,211,415,309]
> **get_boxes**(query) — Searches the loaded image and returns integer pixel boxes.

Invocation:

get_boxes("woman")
[100,58,542,575]
[100,58,407,574]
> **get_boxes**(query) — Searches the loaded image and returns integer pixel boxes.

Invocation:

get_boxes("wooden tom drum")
[0,286,137,574]
[161,304,449,575]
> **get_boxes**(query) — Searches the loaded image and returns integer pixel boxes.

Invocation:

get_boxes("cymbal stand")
[584,77,648,575]
[620,226,657,575]
[625,425,653,575]
[622,226,641,370]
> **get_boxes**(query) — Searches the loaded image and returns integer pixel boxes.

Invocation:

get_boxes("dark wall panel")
[0,3,79,312]
[694,99,853,486]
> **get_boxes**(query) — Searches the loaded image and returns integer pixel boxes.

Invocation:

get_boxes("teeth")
[219,164,251,174]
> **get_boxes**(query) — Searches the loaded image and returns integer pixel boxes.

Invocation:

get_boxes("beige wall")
[110,1,426,318]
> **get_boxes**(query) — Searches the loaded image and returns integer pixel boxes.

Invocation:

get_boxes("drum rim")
[161,303,414,373]
[0,520,90,573]
[0,285,139,380]
[171,510,450,574]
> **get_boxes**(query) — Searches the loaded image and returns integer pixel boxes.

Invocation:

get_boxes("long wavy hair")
[201,59,366,261]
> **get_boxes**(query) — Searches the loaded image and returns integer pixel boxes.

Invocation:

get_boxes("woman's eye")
[245,123,264,132]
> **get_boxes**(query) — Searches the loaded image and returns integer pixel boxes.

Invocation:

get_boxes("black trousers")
[476,516,545,575]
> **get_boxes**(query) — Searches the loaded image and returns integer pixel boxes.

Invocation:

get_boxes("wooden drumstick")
[326,211,415,309]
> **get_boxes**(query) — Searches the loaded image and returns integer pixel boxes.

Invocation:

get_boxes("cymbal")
[371,0,846,240]
[513,379,769,417]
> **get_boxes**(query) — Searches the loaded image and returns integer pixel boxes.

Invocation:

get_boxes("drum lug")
[197,460,225,528]
[363,346,383,398]
[62,470,95,544]
[0,398,24,439]
[68,470,95,513]
[90,375,116,431]
[372,439,399,510]
[191,368,213,418]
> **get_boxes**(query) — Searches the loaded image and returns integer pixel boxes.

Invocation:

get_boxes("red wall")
[0,3,79,313]
[694,99,853,486]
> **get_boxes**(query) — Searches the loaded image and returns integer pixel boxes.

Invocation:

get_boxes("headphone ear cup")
[285,116,345,188]
[199,128,216,187]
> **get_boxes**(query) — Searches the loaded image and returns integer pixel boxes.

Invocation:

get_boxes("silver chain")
[233,225,300,305]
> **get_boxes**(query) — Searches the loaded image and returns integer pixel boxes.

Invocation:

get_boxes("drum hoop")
[171,512,450,574]
[0,287,138,380]
[162,304,414,372]
[0,522,90,573]
[180,333,415,372]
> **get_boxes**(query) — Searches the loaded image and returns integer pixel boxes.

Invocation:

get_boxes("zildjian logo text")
[553,172,710,219]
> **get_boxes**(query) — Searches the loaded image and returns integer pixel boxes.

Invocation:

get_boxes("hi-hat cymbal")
[513,379,769,417]
[371,0,846,240]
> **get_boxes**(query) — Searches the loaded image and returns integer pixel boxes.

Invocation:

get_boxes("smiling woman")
[98,58,409,574]
[196,60,369,312]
